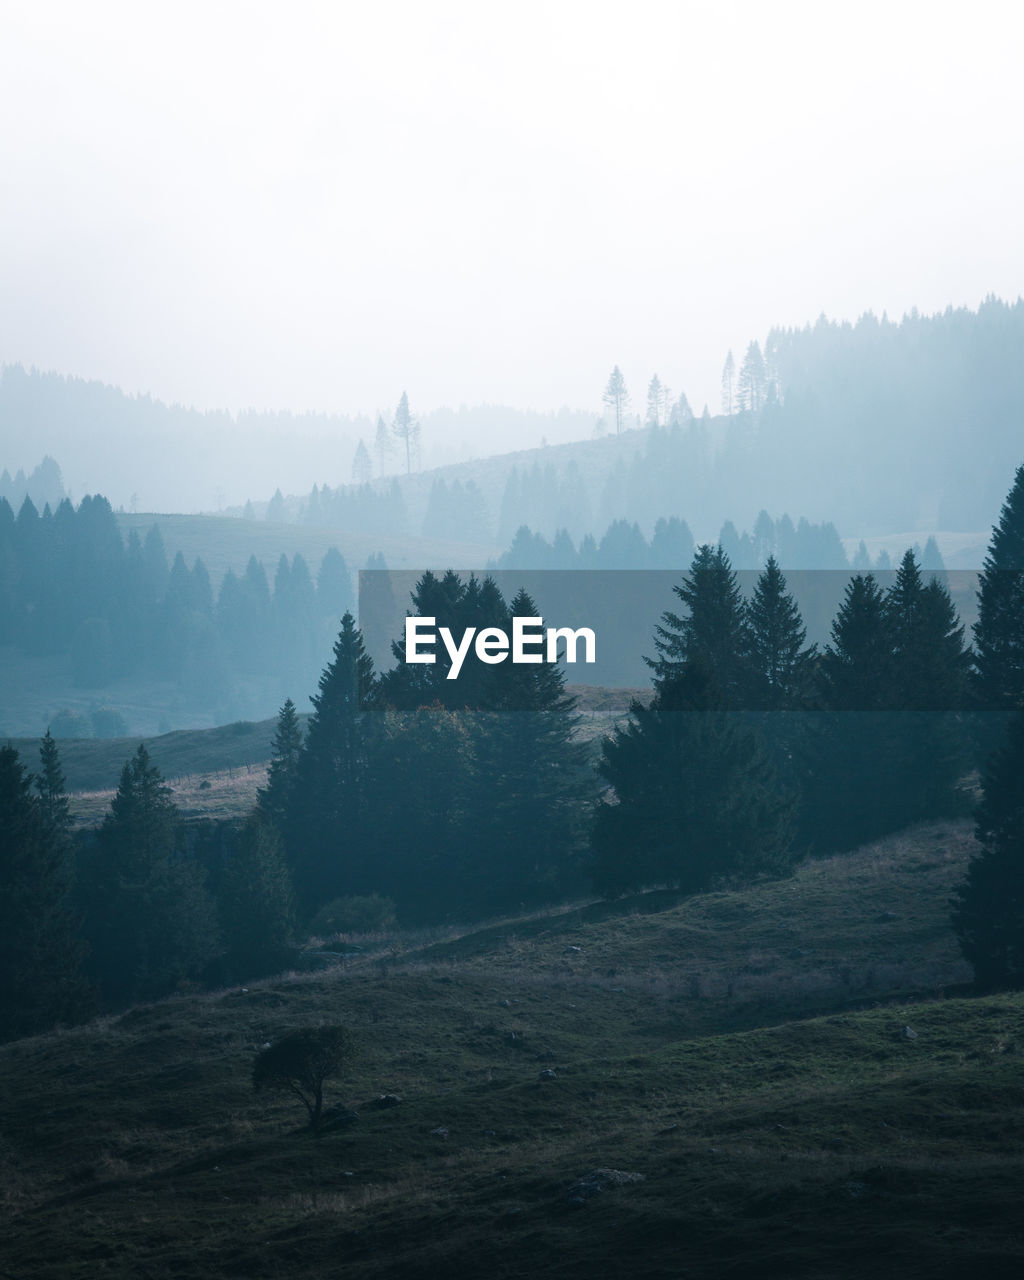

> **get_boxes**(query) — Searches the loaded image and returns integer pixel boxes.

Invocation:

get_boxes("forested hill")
[252,298,1024,548]
[4,298,1022,546]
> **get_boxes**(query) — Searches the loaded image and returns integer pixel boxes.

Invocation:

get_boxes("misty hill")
[4,817,1022,1279]
[241,298,1023,556]
[0,364,594,514]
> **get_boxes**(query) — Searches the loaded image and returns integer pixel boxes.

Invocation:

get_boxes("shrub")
[310,894,397,937]
[252,1025,351,1129]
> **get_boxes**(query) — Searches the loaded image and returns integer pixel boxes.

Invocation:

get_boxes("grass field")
[2,817,1017,1279]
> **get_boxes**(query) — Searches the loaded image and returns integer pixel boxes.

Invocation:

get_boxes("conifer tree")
[952,711,1024,989]
[258,699,304,830]
[973,462,1024,713]
[0,744,90,1039]
[736,340,767,412]
[649,544,751,706]
[82,745,219,1002]
[602,366,629,435]
[36,728,72,839]
[591,656,796,897]
[721,350,736,416]
[219,814,296,981]
[745,557,815,710]
[883,550,971,824]
[374,413,393,476]
[807,574,894,850]
[392,392,419,475]
[463,587,592,912]
[351,439,373,485]
[286,613,379,911]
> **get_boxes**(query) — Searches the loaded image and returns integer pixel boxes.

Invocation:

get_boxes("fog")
[2,0,1022,446]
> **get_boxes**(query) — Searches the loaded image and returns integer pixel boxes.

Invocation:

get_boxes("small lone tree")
[252,1025,351,1129]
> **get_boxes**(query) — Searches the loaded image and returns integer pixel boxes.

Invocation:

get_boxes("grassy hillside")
[2,819,1019,1279]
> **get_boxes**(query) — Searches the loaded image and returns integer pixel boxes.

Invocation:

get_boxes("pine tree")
[36,728,72,839]
[316,547,354,622]
[286,613,379,912]
[0,744,90,1039]
[602,366,629,435]
[392,392,419,475]
[952,712,1024,989]
[973,463,1024,713]
[736,340,767,412]
[219,815,296,981]
[591,657,796,897]
[808,574,894,850]
[721,350,736,416]
[649,544,751,706]
[645,374,667,428]
[82,745,219,1003]
[819,574,891,711]
[883,550,971,825]
[374,413,393,476]
[463,587,592,913]
[746,557,815,710]
[258,699,304,830]
[352,439,373,485]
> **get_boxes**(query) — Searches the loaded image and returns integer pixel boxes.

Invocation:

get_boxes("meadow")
[2,815,1018,1279]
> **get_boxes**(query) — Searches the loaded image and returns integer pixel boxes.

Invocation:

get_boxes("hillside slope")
[2,819,1017,1279]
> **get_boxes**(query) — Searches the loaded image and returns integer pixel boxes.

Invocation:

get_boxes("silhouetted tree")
[287,614,379,912]
[462,587,592,913]
[258,699,304,830]
[0,744,90,1039]
[952,712,1024,989]
[974,462,1024,713]
[721,350,736,416]
[591,657,796,896]
[82,745,219,1003]
[649,544,751,706]
[36,729,72,839]
[392,391,419,475]
[220,815,296,981]
[253,1025,351,1129]
[374,413,393,476]
[602,366,629,435]
[737,340,767,412]
[746,557,815,710]
[351,439,373,485]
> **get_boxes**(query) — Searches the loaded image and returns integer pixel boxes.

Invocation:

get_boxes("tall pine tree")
[286,613,379,913]
[0,743,90,1039]
[649,544,752,706]
[591,656,796,897]
[81,745,219,1003]
[952,711,1024,989]
[973,463,1024,713]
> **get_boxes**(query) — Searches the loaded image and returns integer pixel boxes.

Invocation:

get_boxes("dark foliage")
[591,657,797,897]
[252,1025,351,1129]
[0,743,91,1040]
[79,745,220,1004]
[952,712,1024,989]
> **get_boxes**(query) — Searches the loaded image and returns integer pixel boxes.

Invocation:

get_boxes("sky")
[1,0,1023,428]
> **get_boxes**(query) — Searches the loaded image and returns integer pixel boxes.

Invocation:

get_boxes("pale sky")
[1,0,1022,425]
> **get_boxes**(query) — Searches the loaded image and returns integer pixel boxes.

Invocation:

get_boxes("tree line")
[0,492,356,727]
[3,465,1023,1040]
[494,510,880,573]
